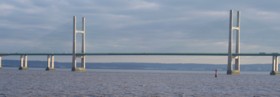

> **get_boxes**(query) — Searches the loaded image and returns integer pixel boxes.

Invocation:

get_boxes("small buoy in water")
[214,69,218,78]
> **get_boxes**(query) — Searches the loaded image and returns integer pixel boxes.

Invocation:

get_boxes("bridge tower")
[227,10,240,75]
[72,16,86,72]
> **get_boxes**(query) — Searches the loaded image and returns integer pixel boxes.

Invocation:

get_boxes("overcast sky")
[1,0,280,64]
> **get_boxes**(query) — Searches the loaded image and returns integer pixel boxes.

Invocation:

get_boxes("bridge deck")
[0,53,279,56]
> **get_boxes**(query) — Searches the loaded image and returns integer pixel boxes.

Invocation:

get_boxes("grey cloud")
[1,0,280,54]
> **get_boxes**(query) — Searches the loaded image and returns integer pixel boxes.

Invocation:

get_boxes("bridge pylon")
[72,16,86,72]
[227,10,241,75]
[270,56,279,75]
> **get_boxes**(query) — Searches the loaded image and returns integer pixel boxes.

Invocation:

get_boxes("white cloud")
[188,11,228,19]
[244,9,280,23]
[0,3,16,16]
[128,0,160,10]
[93,13,137,29]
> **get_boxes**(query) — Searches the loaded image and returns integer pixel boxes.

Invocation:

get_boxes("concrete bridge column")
[19,55,28,70]
[46,55,55,71]
[81,23,86,70]
[275,56,279,72]
[0,56,2,69]
[271,56,279,75]
[81,56,86,69]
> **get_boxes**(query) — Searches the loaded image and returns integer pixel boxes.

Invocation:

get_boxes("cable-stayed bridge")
[0,10,279,75]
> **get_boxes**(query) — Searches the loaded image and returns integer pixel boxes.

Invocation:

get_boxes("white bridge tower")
[227,10,241,75]
[72,16,86,72]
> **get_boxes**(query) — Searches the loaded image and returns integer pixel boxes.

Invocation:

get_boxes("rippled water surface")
[0,69,279,97]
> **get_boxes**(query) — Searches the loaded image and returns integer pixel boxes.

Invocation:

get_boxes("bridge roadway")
[0,52,279,56]
[1,52,279,75]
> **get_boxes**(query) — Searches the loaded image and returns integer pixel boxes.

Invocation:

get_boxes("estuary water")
[0,68,279,97]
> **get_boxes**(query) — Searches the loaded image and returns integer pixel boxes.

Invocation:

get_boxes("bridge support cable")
[19,55,28,70]
[72,16,86,72]
[227,10,241,75]
[46,55,55,71]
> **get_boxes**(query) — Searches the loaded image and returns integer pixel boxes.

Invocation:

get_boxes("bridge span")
[0,52,280,56]
[0,10,279,75]
[0,52,279,75]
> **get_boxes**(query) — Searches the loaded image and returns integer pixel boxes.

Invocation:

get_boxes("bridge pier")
[19,55,28,70]
[72,16,86,72]
[270,56,279,75]
[46,55,55,71]
[227,10,241,75]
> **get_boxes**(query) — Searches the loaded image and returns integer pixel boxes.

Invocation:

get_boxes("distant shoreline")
[1,60,273,72]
